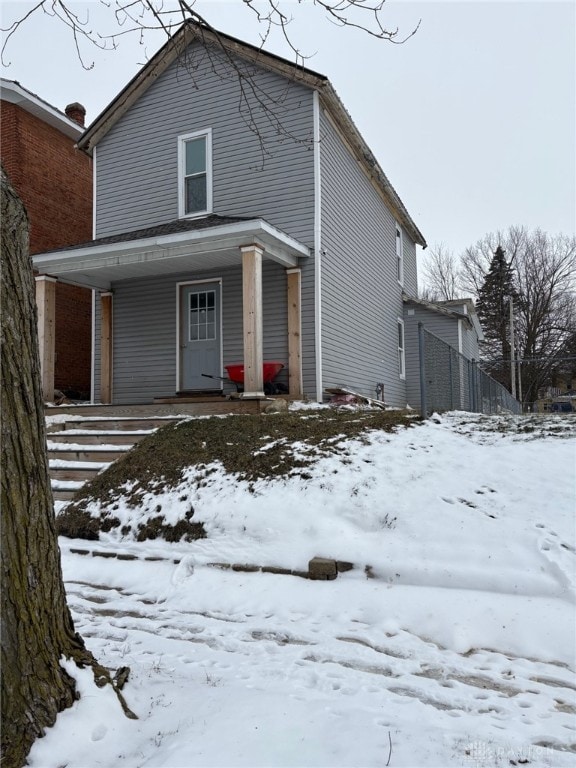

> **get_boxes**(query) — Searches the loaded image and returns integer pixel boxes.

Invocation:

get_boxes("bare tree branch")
[462,227,576,405]
[420,243,460,301]
[1,0,420,69]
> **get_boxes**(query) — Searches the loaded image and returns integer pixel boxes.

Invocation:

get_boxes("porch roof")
[32,215,310,290]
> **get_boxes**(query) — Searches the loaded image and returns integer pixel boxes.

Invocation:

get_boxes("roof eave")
[77,21,426,246]
[77,22,327,155]
[32,217,309,277]
[403,294,473,327]
[1,78,83,140]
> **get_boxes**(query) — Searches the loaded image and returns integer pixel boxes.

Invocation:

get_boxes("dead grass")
[58,407,418,542]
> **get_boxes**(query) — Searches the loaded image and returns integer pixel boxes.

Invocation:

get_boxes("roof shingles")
[45,214,252,254]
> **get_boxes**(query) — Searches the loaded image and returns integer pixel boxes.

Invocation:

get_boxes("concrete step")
[53,489,80,502]
[45,400,261,418]
[48,431,151,445]
[52,479,85,502]
[49,459,110,482]
[52,417,181,432]
[47,411,164,506]
[48,447,132,463]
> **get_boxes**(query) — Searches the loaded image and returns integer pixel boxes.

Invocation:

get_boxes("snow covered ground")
[30,411,576,768]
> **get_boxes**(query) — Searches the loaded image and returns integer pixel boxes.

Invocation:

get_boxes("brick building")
[1,79,93,398]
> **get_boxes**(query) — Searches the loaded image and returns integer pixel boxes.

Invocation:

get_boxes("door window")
[189,290,216,341]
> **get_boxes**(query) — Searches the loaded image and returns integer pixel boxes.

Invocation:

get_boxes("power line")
[479,355,576,365]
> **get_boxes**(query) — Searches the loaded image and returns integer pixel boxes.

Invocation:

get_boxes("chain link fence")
[418,324,522,416]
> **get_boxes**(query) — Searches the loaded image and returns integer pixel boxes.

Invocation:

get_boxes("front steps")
[47,415,181,502]
[46,398,294,503]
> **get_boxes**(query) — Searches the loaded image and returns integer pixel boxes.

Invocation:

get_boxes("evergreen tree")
[475,246,519,389]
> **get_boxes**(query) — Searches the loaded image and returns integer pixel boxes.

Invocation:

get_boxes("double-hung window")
[395,223,404,285]
[178,129,212,217]
[397,319,406,379]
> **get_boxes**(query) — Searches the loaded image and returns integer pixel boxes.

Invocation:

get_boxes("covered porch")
[33,216,309,405]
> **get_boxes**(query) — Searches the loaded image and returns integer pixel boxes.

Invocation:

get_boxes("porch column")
[240,244,264,397]
[286,267,303,397]
[100,291,113,404]
[35,275,57,402]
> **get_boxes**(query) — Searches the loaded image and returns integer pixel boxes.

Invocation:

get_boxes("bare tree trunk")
[1,166,96,768]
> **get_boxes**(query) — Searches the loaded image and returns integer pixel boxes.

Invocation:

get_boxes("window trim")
[397,318,406,380]
[178,128,213,218]
[395,223,404,286]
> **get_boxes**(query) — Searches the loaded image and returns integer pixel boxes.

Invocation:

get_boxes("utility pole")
[509,296,516,399]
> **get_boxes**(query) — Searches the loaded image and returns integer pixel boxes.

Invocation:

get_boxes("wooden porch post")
[286,267,303,397]
[35,275,57,402]
[100,291,113,404]
[240,244,264,397]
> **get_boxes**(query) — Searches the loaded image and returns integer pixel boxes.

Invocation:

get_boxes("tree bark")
[1,166,91,767]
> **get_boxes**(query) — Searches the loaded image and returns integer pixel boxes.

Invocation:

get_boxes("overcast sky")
[1,1,574,259]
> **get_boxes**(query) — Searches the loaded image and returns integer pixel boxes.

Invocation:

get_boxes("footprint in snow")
[91,724,107,742]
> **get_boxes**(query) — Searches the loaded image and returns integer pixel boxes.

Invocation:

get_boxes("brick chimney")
[65,102,86,127]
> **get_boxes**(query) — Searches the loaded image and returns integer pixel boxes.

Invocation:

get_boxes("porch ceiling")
[32,218,309,290]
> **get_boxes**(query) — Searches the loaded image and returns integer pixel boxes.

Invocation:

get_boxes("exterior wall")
[460,322,480,361]
[1,100,93,395]
[108,261,288,404]
[54,283,93,397]
[402,238,418,297]
[93,42,317,397]
[403,303,478,410]
[318,108,418,406]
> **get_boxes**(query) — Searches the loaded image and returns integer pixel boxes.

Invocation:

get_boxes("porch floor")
[45,396,293,419]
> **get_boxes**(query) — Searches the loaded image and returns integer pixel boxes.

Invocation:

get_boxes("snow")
[45,414,190,425]
[47,441,133,452]
[50,428,156,435]
[51,479,86,491]
[29,411,576,767]
[49,459,111,470]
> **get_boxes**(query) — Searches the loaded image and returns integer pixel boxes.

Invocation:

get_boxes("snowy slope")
[29,412,576,768]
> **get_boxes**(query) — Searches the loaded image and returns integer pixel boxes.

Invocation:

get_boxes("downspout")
[313,90,323,402]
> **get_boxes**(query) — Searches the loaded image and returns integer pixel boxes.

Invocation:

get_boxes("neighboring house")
[403,296,484,409]
[537,381,576,413]
[32,22,427,406]
[540,393,576,413]
[1,79,93,398]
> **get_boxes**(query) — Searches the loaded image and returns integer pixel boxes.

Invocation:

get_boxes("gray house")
[33,22,426,406]
[403,296,484,410]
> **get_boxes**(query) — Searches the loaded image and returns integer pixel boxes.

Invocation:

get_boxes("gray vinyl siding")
[403,304,479,410]
[460,322,480,361]
[94,40,317,398]
[319,108,417,407]
[403,306,457,410]
[108,262,288,404]
[402,237,418,296]
[95,43,315,243]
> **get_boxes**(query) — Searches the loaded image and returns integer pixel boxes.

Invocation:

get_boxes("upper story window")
[178,129,212,218]
[395,224,404,285]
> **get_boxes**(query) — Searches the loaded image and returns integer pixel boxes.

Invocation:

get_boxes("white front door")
[179,281,221,391]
